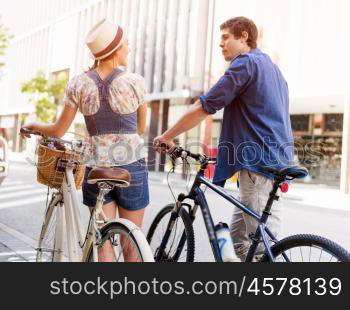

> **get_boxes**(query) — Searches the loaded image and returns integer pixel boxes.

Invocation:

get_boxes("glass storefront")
[291,114,343,186]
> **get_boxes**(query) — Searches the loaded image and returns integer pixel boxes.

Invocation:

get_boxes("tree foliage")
[0,16,13,77]
[21,71,68,122]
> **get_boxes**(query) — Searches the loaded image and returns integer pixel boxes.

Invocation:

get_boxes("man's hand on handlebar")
[153,135,175,153]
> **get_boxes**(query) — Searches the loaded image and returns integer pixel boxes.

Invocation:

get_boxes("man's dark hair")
[220,17,258,49]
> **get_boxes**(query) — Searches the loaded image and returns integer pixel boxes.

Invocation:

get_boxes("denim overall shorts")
[82,68,149,210]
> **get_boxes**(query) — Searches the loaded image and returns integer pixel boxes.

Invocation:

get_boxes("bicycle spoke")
[148,204,194,262]
[299,247,303,261]
[309,246,311,262]
[150,214,188,261]
[273,244,345,263]
[168,219,184,257]
[318,248,323,262]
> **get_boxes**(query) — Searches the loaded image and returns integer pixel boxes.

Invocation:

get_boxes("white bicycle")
[21,128,154,262]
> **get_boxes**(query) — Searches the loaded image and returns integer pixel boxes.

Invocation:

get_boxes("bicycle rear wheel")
[86,219,154,262]
[36,198,65,262]
[261,234,350,262]
[147,204,195,262]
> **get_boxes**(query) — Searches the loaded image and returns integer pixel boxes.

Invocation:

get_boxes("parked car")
[0,136,8,185]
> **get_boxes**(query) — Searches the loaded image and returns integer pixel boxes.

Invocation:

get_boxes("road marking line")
[0,189,46,200]
[0,189,46,203]
[0,222,37,249]
[0,250,37,257]
[0,184,41,194]
[0,181,26,187]
[0,196,47,209]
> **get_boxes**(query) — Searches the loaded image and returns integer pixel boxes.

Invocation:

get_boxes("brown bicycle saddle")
[87,166,131,187]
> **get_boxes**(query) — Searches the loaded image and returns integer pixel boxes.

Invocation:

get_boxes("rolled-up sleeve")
[200,55,253,114]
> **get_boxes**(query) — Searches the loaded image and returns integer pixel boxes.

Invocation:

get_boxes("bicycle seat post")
[94,182,114,223]
[262,177,284,217]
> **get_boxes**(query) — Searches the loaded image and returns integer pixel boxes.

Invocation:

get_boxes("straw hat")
[85,19,125,60]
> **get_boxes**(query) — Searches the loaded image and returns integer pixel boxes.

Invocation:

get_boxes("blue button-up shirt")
[200,48,294,182]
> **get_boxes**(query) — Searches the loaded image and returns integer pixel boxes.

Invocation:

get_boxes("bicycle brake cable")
[81,212,93,249]
[185,158,192,193]
[167,164,177,204]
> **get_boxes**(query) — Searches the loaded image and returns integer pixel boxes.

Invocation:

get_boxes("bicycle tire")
[147,203,195,262]
[36,200,64,262]
[86,219,154,262]
[260,234,350,262]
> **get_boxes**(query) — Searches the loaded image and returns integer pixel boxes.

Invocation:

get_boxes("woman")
[21,19,149,261]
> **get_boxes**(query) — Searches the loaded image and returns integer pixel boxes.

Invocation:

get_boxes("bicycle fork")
[37,192,64,262]
[155,201,182,261]
[172,203,198,261]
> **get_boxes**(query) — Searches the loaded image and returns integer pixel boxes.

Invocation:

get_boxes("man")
[154,17,294,261]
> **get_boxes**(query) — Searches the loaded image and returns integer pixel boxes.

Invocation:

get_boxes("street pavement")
[1,159,350,262]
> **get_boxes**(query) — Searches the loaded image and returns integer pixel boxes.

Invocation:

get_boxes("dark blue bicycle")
[147,146,350,262]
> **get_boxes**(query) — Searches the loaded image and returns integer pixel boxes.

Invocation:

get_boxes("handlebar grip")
[159,142,170,150]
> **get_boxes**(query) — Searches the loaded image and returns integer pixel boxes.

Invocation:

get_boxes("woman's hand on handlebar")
[20,124,42,139]
[153,134,175,153]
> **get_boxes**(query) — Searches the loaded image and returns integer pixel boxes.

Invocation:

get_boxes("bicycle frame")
[41,162,108,262]
[22,129,150,262]
[158,171,282,262]
[191,175,278,262]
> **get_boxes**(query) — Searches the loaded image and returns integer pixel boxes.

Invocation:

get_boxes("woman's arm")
[22,105,78,138]
[137,103,147,135]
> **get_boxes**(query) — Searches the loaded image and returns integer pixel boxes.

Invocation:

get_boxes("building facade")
[1,0,350,190]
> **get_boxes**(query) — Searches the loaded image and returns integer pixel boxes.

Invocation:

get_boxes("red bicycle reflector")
[280,183,289,193]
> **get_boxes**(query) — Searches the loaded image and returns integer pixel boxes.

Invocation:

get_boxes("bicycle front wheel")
[261,234,350,262]
[86,219,154,262]
[147,204,195,262]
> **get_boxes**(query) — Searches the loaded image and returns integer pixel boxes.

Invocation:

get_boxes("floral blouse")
[63,71,147,167]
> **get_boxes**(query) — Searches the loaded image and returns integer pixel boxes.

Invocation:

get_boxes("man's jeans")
[216,169,282,261]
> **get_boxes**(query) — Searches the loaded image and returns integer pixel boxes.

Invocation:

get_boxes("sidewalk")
[148,171,350,213]
[8,151,32,165]
[8,151,350,213]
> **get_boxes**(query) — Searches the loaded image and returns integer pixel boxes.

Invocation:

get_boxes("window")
[324,114,343,133]
[291,114,310,133]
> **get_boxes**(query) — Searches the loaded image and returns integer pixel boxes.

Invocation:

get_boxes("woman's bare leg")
[118,207,145,262]
[90,201,117,262]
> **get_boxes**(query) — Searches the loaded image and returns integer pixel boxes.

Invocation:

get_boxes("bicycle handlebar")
[20,127,85,149]
[168,146,216,165]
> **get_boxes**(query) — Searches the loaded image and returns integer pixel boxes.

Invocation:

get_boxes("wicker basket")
[36,143,85,189]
